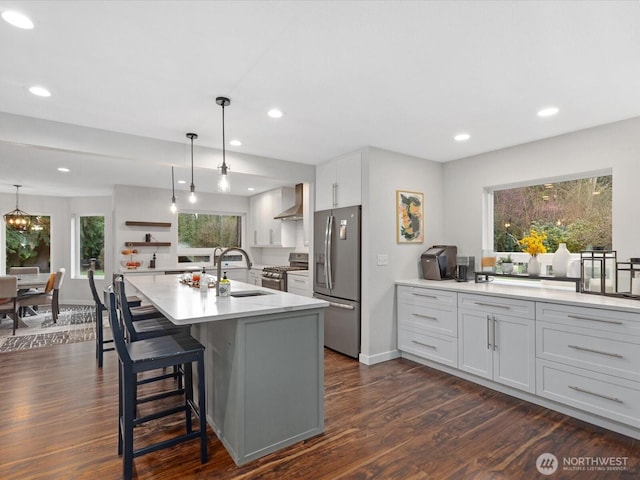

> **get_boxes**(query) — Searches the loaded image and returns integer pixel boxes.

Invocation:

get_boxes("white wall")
[360,147,445,364]
[0,193,112,305]
[442,116,640,264]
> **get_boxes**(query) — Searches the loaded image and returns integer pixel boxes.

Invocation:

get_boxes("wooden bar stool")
[105,289,208,480]
[88,269,142,367]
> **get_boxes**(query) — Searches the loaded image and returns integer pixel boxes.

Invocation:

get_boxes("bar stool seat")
[88,269,143,367]
[105,289,207,480]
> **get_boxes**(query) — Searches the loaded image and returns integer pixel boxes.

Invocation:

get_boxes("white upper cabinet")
[249,187,296,248]
[315,150,362,211]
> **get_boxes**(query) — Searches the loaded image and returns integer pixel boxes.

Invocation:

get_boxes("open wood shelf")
[125,221,172,228]
[125,242,171,247]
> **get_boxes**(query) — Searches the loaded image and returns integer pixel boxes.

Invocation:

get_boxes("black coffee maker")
[455,255,475,282]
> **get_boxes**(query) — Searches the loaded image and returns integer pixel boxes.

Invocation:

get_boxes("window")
[5,216,51,273]
[78,215,105,276]
[492,174,612,253]
[177,212,242,265]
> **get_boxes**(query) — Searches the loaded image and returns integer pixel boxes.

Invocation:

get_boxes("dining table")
[15,273,51,290]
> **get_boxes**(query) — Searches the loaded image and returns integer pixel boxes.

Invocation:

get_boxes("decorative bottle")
[219,272,231,297]
[200,267,208,292]
[552,243,570,277]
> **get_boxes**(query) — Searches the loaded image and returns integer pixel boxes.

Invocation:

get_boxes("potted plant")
[499,255,514,274]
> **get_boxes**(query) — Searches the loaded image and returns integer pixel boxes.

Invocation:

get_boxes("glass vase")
[528,255,541,276]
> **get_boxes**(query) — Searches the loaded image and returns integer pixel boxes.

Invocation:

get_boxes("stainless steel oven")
[261,253,309,292]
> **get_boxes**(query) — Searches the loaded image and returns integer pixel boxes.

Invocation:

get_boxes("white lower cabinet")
[458,294,535,394]
[536,302,640,428]
[248,268,262,286]
[287,271,310,297]
[397,286,458,368]
[397,283,640,439]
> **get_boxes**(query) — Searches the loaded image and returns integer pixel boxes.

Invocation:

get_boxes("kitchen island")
[125,274,328,465]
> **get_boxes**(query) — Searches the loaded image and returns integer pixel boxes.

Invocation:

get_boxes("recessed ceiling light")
[267,108,283,119]
[230,139,242,146]
[454,133,470,142]
[2,10,34,29]
[177,180,186,184]
[247,187,255,191]
[29,86,51,97]
[537,106,559,117]
[57,167,70,173]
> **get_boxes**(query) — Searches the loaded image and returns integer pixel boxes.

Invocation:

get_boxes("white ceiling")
[1,0,640,196]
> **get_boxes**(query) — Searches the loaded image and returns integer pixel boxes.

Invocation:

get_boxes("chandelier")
[3,184,31,231]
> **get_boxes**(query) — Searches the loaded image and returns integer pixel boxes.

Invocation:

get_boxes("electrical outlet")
[377,254,389,266]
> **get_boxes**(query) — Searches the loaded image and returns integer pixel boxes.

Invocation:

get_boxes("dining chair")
[9,266,40,275]
[105,289,208,480]
[89,269,144,368]
[10,266,41,316]
[17,268,65,323]
[0,276,19,335]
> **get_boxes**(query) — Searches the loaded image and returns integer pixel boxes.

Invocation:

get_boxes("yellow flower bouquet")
[519,229,547,256]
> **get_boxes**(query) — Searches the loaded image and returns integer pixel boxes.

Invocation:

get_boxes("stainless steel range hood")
[274,183,303,221]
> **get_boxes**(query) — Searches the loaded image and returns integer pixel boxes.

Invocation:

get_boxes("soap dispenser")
[219,271,231,297]
[200,266,208,292]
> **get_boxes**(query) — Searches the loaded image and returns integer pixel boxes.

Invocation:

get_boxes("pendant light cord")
[171,166,176,200]
[190,136,194,190]
[222,102,226,169]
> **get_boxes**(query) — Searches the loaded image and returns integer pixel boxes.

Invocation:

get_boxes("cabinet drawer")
[397,286,457,308]
[458,293,534,319]
[398,301,457,337]
[536,302,640,337]
[537,321,640,382]
[537,360,640,428]
[398,327,457,368]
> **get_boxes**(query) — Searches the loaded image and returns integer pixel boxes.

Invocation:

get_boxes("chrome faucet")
[213,246,224,266]
[216,247,253,296]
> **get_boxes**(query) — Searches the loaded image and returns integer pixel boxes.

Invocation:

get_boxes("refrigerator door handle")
[326,215,334,290]
[328,301,355,310]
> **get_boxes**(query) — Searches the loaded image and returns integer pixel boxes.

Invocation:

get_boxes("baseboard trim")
[359,349,400,365]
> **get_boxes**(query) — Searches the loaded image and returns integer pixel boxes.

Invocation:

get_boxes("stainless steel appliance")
[455,255,475,282]
[421,245,457,280]
[262,252,309,291]
[313,205,361,358]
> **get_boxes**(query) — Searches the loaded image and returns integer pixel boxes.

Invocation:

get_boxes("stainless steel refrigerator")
[313,205,361,358]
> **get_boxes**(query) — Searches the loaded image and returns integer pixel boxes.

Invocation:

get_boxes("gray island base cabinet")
[396,279,640,440]
[124,274,327,466]
[191,309,324,465]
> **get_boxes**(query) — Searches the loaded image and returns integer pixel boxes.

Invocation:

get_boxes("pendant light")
[170,166,178,213]
[186,132,198,203]
[3,184,31,231]
[216,96,231,193]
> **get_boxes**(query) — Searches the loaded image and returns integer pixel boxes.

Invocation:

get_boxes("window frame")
[176,209,246,268]
[484,169,613,258]
[73,214,105,279]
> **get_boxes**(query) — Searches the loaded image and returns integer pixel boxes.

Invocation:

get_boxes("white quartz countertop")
[126,274,328,325]
[397,278,640,314]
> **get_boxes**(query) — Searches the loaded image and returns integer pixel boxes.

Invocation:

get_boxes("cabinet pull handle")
[412,292,438,299]
[568,385,623,404]
[269,228,273,244]
[493,316,497,351]
[475,301,510,310]
[254,230,257,244]
[568,345,623,358]
[412,340,436,349]
[487,315,492,350]
[412,313,437,321]
[567,314,623,325]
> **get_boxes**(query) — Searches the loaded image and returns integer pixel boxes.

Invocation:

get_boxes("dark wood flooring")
[0,341,638,479]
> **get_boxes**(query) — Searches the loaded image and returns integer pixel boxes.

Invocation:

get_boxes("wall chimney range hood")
[275,183,304,221]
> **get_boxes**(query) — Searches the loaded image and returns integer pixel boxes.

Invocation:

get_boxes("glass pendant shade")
[186,132,197,203]
[216,96,231,193]
[3,185,31,231]
[170,166,178,213]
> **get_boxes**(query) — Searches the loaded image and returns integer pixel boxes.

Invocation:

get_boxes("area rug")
[0,305,96,353]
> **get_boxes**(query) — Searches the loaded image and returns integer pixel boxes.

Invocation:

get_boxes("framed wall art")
[396,190,424,243]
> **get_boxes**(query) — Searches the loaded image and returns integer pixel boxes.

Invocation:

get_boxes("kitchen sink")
[230,290,273,298]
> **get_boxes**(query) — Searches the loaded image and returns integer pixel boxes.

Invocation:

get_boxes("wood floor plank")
[0,341,638,479]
